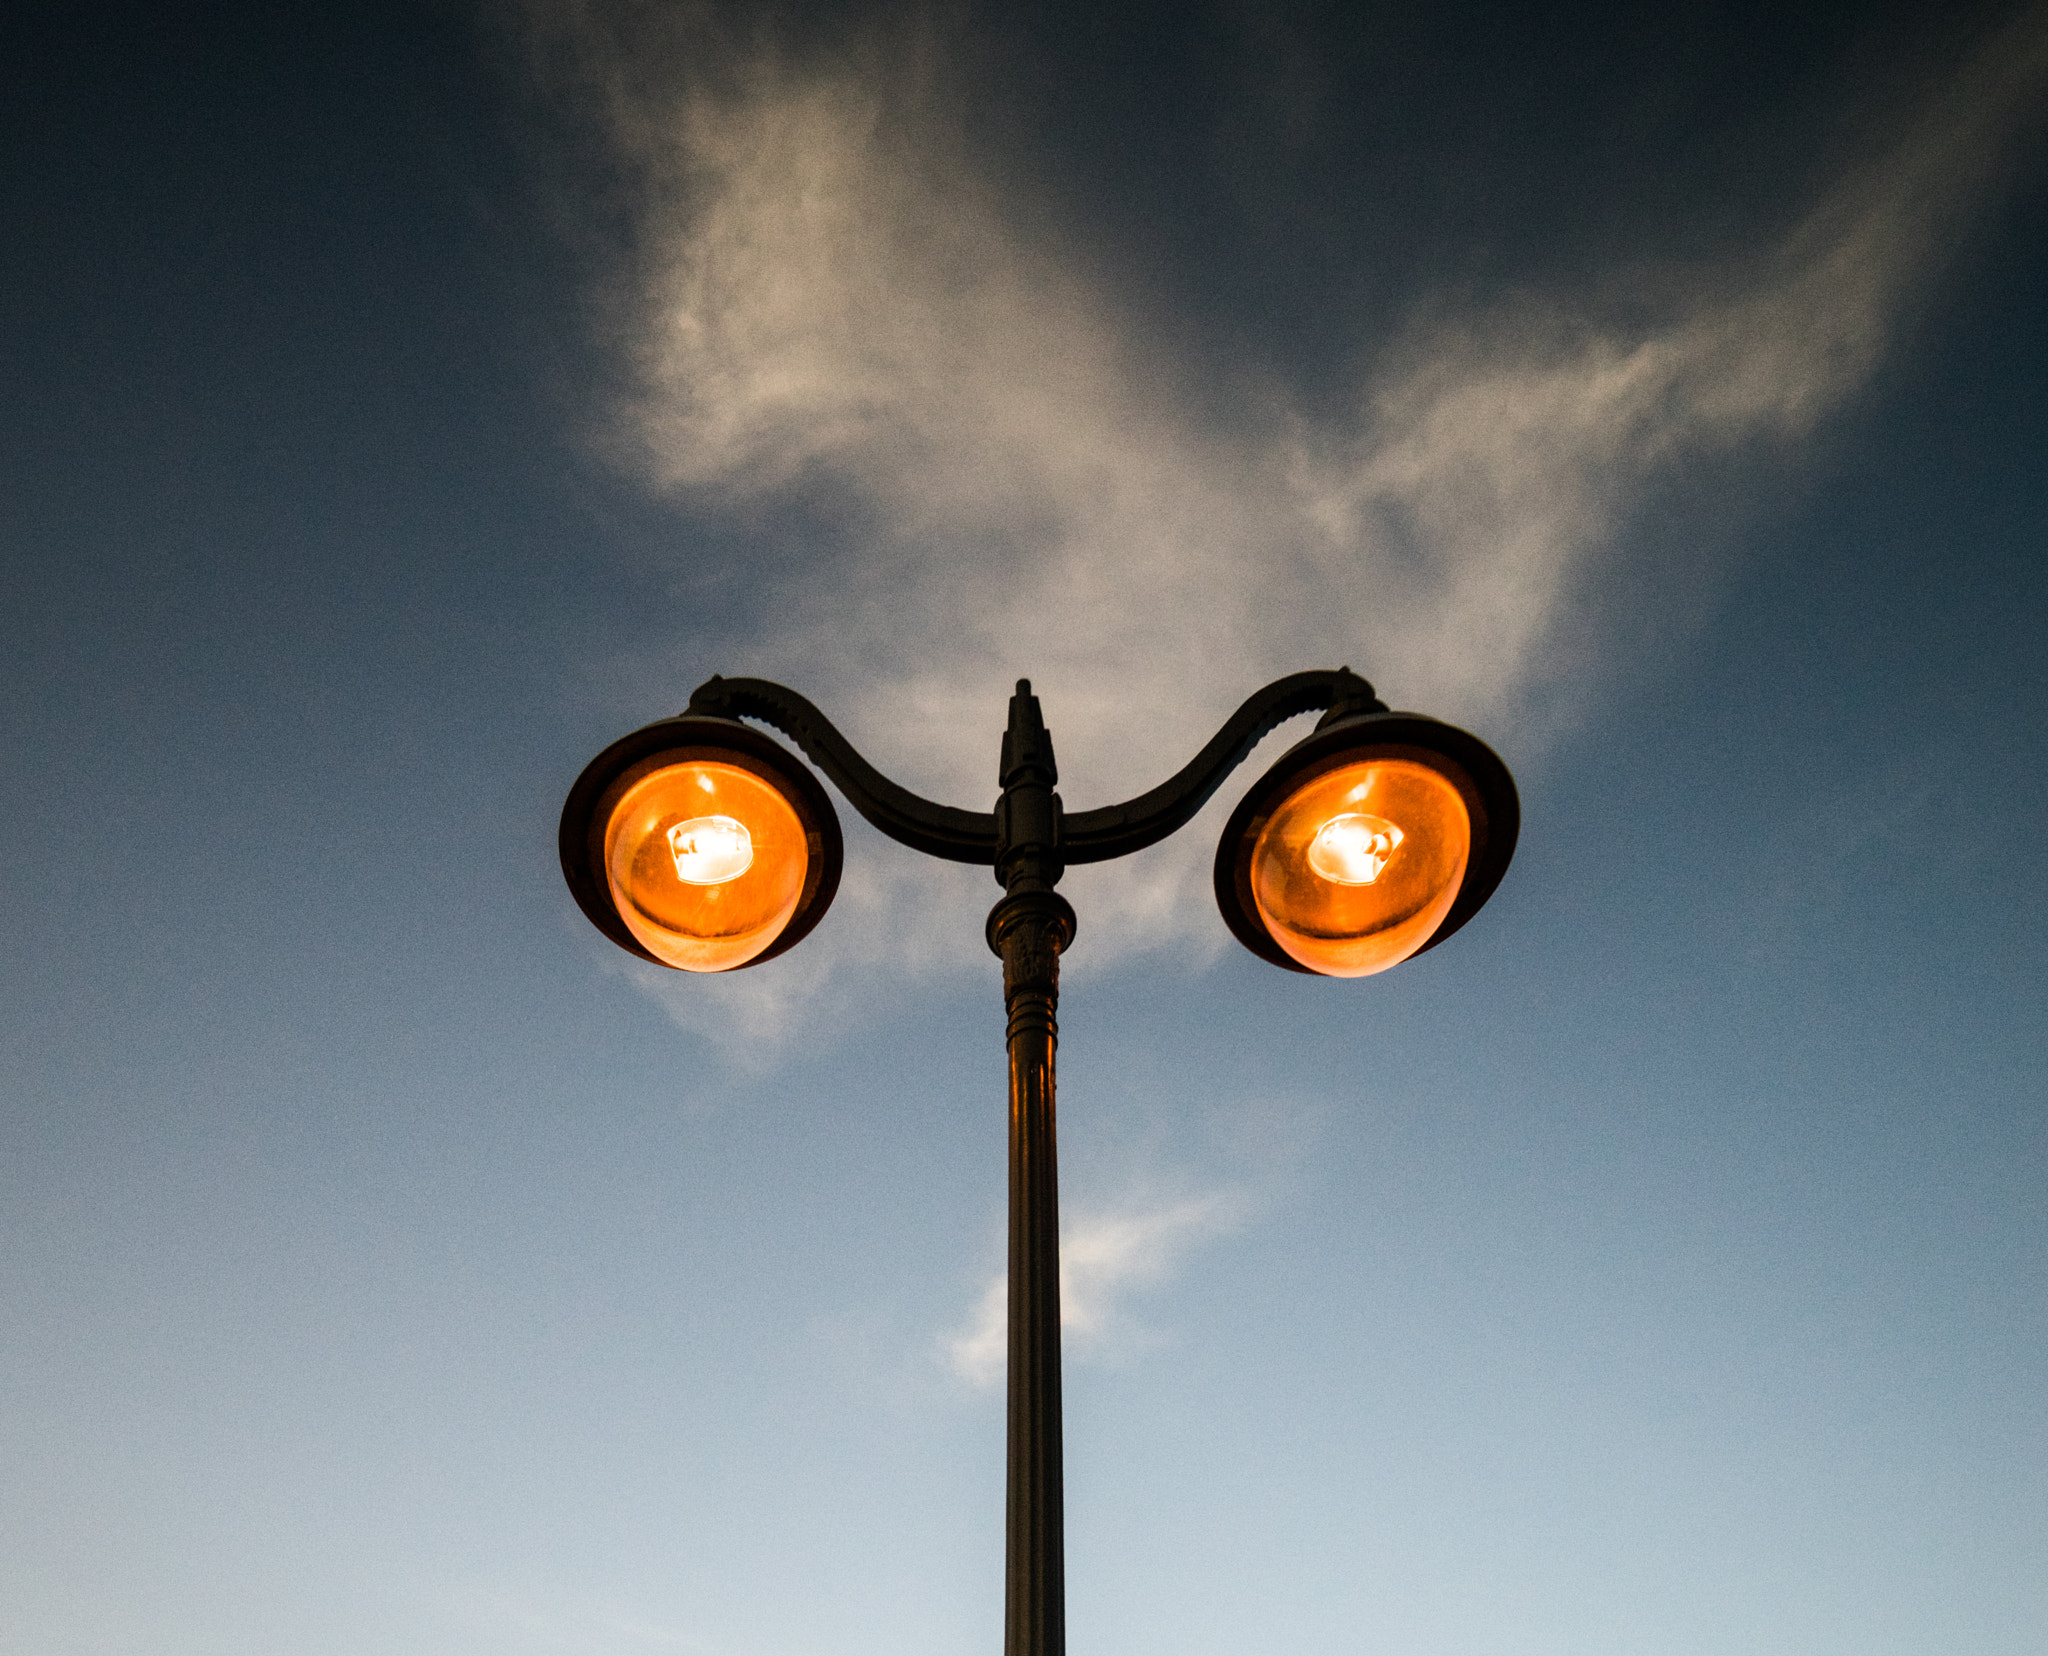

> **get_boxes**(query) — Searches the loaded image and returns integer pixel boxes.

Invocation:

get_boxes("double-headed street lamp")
[561,668,1517,1656]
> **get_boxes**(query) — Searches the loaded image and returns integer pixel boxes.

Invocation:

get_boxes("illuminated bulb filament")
[1308,813,1404,885]
[667,815,754,884]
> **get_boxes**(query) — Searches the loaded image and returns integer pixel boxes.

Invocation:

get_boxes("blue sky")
[3,2,2046,1652]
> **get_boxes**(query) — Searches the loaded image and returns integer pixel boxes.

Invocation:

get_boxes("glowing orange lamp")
[559,715,843,972]
[1214,711,1517,977]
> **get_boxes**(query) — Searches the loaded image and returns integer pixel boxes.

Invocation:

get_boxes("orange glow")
[1251,758,1470,977]
[604,760,809,971]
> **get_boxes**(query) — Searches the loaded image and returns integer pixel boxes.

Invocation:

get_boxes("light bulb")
[1307,813,1404,885]
[666,815,754,884]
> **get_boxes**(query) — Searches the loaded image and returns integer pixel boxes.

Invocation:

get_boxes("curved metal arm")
[687,675,1000,863]
[1061,668,1383,863]
[689,666,1384,870]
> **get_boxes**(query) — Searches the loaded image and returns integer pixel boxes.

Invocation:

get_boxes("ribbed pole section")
[994,897,1069,1656]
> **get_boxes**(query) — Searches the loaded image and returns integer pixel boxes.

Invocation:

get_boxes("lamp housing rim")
[559,714,845,971]
[1213,710,1519,975]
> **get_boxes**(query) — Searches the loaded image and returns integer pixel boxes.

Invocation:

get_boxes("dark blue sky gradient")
[4,3,2045,1652]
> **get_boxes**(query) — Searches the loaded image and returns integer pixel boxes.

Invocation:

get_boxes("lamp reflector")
[605,761,808,971]
[1251,759,1470,977]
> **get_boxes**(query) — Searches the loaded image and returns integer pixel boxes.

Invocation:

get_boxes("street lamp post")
[560,668,1518,1656]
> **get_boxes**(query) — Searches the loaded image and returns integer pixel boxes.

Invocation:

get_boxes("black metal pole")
[995,899,1065,1656]
[986,682,1075,1656]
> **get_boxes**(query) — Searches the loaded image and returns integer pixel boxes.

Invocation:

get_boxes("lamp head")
[560,716,843,973]
[1214,710,1518,977]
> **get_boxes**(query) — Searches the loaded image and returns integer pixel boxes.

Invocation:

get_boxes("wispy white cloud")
[943,1276,1007,1388]
[945,1191,1244,1386]
[520,2,2048,1046]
